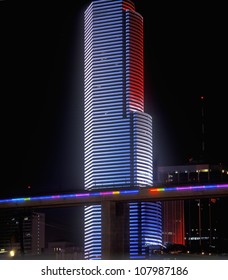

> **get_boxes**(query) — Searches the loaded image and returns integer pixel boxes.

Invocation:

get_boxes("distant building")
[0,210,45,257]
[162,200,185,245]
[158,163,228,185]
[158,163,228,253]
[46,241,84,259]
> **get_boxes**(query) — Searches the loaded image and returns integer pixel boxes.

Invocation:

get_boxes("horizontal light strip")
[0,190,139,204]
[0,184,227,205]
[149,183,228,193]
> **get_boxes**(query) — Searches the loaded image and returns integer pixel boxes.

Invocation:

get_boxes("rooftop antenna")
[200,96,205,162]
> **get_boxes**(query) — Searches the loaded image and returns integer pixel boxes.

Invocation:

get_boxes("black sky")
[2,0,227,198]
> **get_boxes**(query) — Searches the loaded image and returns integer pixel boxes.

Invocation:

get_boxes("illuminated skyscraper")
[84,0,162,259]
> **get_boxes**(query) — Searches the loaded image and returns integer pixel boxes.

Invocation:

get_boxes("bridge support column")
[101,201,129,259]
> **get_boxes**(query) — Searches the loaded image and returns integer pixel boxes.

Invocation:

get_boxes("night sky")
[2,0,227,196]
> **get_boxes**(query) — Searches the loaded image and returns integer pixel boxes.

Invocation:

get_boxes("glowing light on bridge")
[0,190,139,204]
[148,184,228,193]
[0,184,227,205]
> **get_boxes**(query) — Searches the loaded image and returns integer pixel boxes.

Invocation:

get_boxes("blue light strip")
[0,189,139,204]
[148,183,228,193]
[0,184,227,204]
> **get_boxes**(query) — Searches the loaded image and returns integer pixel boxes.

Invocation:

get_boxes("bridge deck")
[0,183,228,209]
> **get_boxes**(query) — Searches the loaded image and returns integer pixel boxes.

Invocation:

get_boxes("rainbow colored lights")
[149,184,228,193]
[0,184,227,204]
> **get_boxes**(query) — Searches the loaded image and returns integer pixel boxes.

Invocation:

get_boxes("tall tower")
[84,0,162,259]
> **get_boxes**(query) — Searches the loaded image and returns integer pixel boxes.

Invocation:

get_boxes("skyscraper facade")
[84,0,162,259]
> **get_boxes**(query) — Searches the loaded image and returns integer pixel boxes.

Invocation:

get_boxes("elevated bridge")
[0,183,228,209]
[1,183,228,259]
